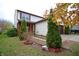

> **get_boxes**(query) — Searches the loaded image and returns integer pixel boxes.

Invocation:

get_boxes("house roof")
[16,9,47,24]
[16,10,44,18]
[35,19,47,24]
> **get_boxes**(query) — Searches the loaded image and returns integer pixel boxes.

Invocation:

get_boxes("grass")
[0,34,79,56]
[0,34,54,56]
[71,43,79,56]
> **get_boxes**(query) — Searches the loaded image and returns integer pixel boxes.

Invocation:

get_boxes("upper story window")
[21,13,30,21]
[31,15,42,22]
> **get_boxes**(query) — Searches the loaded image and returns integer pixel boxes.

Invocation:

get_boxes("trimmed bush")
[19,34,24,40]
[20,20,27,32]
[46,14,62,48]
[6,28,17,37]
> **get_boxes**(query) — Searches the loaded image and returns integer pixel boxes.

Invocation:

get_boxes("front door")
[27,23,34,34]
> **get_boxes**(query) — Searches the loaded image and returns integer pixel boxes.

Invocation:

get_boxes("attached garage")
[35,20,64,36]
[35,20,48,36]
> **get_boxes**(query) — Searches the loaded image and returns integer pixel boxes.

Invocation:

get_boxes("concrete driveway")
[61,34,79,42]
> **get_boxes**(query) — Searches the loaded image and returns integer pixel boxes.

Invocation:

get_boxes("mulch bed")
[23,40,33,45]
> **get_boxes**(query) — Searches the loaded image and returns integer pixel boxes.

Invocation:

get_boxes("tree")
[17,19,27,40]
[20,20,27,32]
[45,3,79,51]
[46,9,62,49]
[0,19,13,31]
[43,10,49,19]
[44,3,79,34]
[69,3,79,25]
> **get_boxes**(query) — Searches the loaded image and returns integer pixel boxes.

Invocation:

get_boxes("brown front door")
[29,23,33,32]
[28,23,33,33]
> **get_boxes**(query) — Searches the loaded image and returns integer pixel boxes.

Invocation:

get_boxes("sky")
[0,0,79,24]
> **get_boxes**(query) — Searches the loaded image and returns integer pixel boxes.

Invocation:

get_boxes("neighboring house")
[14,10,79,36]
[71,25,79,33]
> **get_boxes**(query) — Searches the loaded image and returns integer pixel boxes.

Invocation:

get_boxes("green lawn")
[0,34,79,56]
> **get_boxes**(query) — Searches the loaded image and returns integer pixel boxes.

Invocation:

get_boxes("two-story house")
[14,10,44,35]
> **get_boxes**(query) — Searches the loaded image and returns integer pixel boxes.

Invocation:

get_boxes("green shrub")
[0,29,3,34]
[19,34,24,40]
[19,32,32,40]
[18,20,27,40]
[21,20,27,32]
[46,13,62,48]
[6,28,17,37]
[0,32,2,34]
